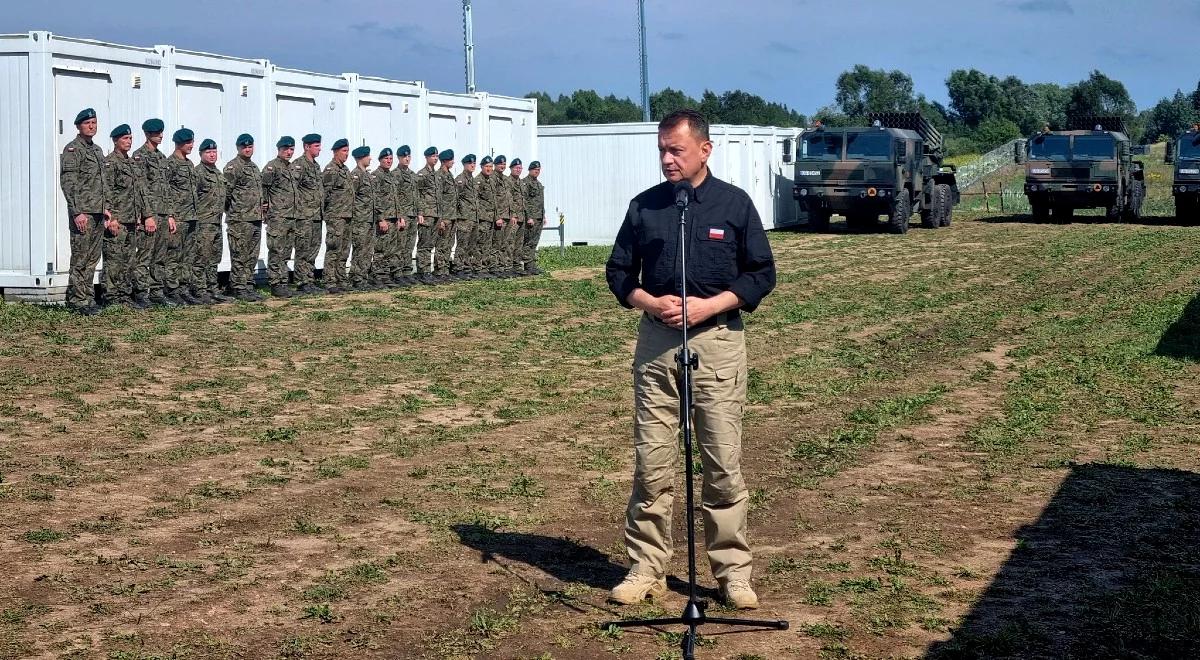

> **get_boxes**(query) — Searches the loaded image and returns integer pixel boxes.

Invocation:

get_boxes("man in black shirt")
[605,109,776,610]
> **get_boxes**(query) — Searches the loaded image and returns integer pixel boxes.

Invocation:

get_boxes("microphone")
[674,180,693,209]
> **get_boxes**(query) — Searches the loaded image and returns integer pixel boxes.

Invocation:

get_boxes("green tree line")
[529,68,1200,156]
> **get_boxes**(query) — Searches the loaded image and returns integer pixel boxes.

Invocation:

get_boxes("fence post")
[557,211,565,257]
[1000,183,1005,213]
[983,181,990,213]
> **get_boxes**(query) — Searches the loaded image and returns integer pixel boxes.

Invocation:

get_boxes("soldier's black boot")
[130,294,152,309]
[210,290,234,303]
[271,285,293,299]
[149,292,177,308]
[178,289,204,305]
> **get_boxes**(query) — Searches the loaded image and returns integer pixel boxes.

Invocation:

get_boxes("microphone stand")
[600,183,788,659]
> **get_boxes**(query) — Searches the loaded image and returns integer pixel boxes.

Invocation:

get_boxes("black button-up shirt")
[606,171,776,322]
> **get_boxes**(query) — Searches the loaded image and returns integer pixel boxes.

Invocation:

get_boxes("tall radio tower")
[463,0,476,94]
[638,0,650,121]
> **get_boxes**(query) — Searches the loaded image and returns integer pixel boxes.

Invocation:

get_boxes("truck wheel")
[887,192,912,235]
[935,184,953,227]
[1105,200,1123,221]
[1124,180,1145,222]
[1051,205,1074,223]
[920,207,937,229]
[807,208,831,232]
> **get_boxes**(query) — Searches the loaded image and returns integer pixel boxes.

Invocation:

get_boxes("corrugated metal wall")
[0,32,537,292]
[538,123,799,246]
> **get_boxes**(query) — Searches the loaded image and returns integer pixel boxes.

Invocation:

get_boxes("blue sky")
[4,0,1196,114]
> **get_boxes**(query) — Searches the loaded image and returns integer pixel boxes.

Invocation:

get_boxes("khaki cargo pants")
[626,312,752,583]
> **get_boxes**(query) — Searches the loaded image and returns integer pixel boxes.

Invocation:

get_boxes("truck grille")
[1050,167,1092,178]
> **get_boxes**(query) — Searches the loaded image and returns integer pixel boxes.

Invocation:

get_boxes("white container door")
[277,95,316,148]
[54,70,112,271]
[428,114,457,154]
[176,81,223,154]
[358,101,391,154]
[723,140,743,188]
[753,139,771,226]
[488,116,513,159]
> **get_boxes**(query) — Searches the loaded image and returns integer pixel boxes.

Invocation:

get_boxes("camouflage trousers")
[493,220,518,272]
[400,216,418,275]
[521,218,545,270]
[433,219,454,276]
[135,216,169,295]
[165,218,190,293]
[227,220,262,293]
[415,220,437,275]
[466,219,494,273]
[349,219,376,286]
[101,222,137,302]
[266,216,296,287]
[509,218,527,270]
[323,216,351,288]
[67,215,104,307]
[189,222,222,296]
[293,216,323,287]
[451,218,476,274]
[374,218,410,281]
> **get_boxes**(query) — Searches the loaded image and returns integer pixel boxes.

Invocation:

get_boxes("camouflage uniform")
[262,155,299,288]
[100,150,149,304]
[165,153,200,296]
[415,163,438,276]
[454,169,479,275]
[395,166,419,276]
[193,160,226,298]
[292,154,324,289]
[507,172,527,271]
[59,136,107,308]
[348,163,380,287]
[492,170,516,274]
[472,171,498,274]
[223,155,263,295]
[322,160,354,290]
[522,174,546,272]
[372,164,401,284]
[133,144,171,298]
[434,167,458,277]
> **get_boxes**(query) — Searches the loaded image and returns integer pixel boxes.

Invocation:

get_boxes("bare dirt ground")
[3,213,1200,660]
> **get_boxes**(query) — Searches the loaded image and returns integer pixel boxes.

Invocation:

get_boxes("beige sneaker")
[720,579,759,609]
[609,571,668,605]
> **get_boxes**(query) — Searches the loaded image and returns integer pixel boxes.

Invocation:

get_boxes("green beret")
[352,146,370,159]
[332,138,349,151]
[236,133,254,147]
[199,139,217,152]
[439,149,454,161]
[511,158,522,167]
[302,133,321,145]
[529,160,541,169]
[494,155,507,164]
[110,124,132,139]
[423,146,438,157]
[379,147,393,159]
[461,153,476,164]
[172,128,194,144]
[74,108,96,126]
[397,145,411,157]
[277,135,295,148]
[480,155,493,165]
[142,118,165,133]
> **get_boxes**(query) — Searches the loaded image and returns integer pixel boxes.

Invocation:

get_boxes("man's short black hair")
[658,108,710,141]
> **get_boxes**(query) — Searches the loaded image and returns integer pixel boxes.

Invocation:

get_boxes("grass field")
[3,204,1200,659]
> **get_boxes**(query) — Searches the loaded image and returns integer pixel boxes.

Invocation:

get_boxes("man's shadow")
[1154,292,1200,361]
[926,464,1200,658]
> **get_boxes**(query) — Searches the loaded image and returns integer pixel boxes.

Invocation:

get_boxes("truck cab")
[1024,116,1145,222]
[1166,126,1200,223]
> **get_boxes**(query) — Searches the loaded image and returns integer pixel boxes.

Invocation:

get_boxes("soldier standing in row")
[134,118,177,307]
[522,161,546,275]
[293,134,324,295]
[348,146,378,291]
[471,155,499,279]
[193,139,230,302]
[322,138,353,293]
[491,155,517,277]
[453,154,479,279]
[263,136,299,298]
[100,123,149,309]
[507,158,527,274]
[165,128,203,304]
[433,149,458,281]
[59,108,109,315]
[394,145,419,284]
[415,146,439,284]
[372,147,404,287]
[224,133,264,302]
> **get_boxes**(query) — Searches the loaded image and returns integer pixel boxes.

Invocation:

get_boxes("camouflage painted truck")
[1165,124,1200,222]
[1023,116,1147,222]
[792,112,960,234]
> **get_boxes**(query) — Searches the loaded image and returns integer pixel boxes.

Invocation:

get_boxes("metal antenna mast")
[463,0,476,94]
[638,0,650,121]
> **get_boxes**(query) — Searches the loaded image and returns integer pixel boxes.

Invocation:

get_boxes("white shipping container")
[0,32,537,301]
[537,123,800,247]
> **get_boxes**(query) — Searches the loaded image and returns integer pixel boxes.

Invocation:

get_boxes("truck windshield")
[1072,135,1115,160]
[845,131,892,160]
[1178,136,1200,159]
[801,133,842,160]
[1029,134,1070,161]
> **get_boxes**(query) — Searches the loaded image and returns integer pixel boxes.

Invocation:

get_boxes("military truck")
[1023,116,1147,222]
[1165,125,1200,223]
[792,112,959,234]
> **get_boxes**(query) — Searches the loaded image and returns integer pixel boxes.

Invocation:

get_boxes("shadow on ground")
[926,464,1200,659]
[973,213,1196,227]
[1155,292,1200,361]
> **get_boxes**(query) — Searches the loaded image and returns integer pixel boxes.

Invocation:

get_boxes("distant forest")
[528,66,1200,156]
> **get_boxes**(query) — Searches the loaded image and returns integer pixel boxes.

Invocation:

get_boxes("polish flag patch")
[708,227,725,240]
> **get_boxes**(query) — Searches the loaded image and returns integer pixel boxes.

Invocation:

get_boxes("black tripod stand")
[601,180,788,659]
